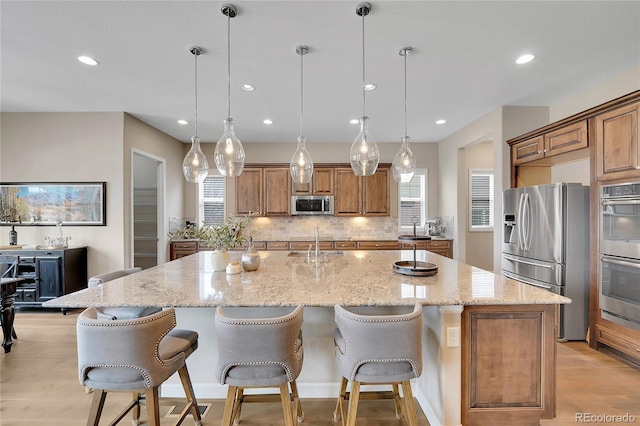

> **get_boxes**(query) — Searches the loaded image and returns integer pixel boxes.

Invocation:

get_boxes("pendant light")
[392,46,417,183]
[214,4,245,177]
[182,46,209,183]
[350,2,379,177]
[290,45,314,184]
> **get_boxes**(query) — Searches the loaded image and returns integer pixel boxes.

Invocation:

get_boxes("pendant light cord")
[226,12,231,119]
[299,51,304,138]
[403,51,407,139]
[361,11,366,118]
[194,51,199,137]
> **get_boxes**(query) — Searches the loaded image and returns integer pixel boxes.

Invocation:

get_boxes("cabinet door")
[595,102,640,181]
[363,167,390,216]
[512,136,544,165]
[263,168,291,216]
[334,168,362,216]
[36,256,62,301]
[544,120,588,157]
[313,168,334,194]
[236,168,263,215]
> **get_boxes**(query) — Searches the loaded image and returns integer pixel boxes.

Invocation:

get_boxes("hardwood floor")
[1,309,639,425]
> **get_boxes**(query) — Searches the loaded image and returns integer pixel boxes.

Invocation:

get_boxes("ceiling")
[2,1,639,145]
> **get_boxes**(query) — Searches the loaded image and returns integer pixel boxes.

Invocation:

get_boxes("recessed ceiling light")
[177,119,188,125]
[77,55,99,66]
[435,119,446,125]
[241,84,255,91]
[364,83,377,91]
[263,119,274,125]
[515,54,536,65]
[350,119,359,124]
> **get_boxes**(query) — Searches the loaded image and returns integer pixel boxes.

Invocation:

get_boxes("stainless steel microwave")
[291,195,334,215]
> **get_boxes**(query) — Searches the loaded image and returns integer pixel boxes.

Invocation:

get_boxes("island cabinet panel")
[235,168,263,215]
[462,305,556,425]
[594,101,640,181]
[292,167,334,195]
[334,166,390,216]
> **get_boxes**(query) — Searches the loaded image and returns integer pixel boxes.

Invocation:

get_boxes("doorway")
[132,150,166,269]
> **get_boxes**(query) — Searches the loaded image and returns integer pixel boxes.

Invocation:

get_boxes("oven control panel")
[602,182,640,198]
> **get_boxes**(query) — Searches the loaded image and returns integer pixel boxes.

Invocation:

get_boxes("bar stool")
[77,307,202,426]
[333,303,423,426]
[214,305,305,426]
[88,267,162,319]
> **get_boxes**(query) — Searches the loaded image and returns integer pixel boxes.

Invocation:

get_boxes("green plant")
[168,215,251,251]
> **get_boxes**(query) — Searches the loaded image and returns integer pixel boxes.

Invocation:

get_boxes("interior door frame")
[131,148,166,267]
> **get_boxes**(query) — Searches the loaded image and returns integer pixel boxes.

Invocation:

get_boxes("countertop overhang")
[43,250,570,309]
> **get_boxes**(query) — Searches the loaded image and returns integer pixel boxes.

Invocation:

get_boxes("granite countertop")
[44,250,569,309]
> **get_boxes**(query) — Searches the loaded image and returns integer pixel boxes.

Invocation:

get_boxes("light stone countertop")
[44,250,570,309]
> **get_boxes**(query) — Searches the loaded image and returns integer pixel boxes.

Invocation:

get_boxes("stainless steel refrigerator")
[502,183,590,341]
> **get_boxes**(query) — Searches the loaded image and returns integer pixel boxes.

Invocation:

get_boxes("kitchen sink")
[287,251,346,257]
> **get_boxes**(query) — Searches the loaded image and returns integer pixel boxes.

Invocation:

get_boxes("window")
[469,169,494,231]
[398,169,428,231]
[199,174,225,226]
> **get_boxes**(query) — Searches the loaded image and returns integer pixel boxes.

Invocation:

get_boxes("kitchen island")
[44,250,568,425]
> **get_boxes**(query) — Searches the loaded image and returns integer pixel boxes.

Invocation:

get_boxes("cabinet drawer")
[357,241,401,250]
[171,241,198,250]
[289,241,334,251]
[334,241,357,250]
[266,241,290,251]
[427,240,451,249]
[596,324,640,361]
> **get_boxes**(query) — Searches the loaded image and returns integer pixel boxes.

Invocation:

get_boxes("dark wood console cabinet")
[0,247,87,310]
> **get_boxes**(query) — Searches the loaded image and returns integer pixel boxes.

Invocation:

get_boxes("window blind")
[201,175,225,226]
[470,172,494,228]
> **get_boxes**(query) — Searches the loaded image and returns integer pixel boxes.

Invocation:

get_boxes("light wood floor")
[1,309,639,426]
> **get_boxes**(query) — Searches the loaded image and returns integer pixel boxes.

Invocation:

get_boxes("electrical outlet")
[447,327,460,347]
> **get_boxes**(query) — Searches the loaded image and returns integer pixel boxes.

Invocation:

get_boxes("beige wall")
[464,141,494,271]
[0,112,125,276]
[0,112,183,277]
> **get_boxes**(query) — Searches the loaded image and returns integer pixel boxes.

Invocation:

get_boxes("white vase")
[211,249,230,272]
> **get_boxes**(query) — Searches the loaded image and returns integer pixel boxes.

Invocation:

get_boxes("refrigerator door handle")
[503,253,554,269]
[523,193,532,251]
[517,193,526,250]
[503,271,553,291]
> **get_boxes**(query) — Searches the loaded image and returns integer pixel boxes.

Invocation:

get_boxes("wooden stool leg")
[392,383,403,420]
[86,389,107,426]
[222,386,238,426]
[145,387,161,426]
[279,382,295,426]
[401,381,419,426]
[290,380,304,422]
[346,381,361,426]
[232,388,244,425]
[333,377,348,423]
[132,392,141,425]
[177,365,202,425]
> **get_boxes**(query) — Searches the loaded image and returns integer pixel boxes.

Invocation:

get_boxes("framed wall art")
[0,182,106,226]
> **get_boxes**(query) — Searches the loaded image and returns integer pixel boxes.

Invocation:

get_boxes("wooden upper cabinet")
[512,136,544,165]
[291,167,334,195]
[334,166,390,216]
[235,168,262,215]
[544,120,588,157]
[235,167,290,216]
[263,168,291,216]
[594,101,640,181]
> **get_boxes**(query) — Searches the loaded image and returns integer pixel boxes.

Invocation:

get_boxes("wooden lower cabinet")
[357,240,401,250]
[462,304,556,425]
[402,240,453,258]
[595,320,640,362]
[169,241,198,260]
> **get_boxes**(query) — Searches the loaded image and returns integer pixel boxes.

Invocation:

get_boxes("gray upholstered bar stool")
[77,307,202,426]
[88,267,162,319]
[214,305,305,426]
[333,303,423,426]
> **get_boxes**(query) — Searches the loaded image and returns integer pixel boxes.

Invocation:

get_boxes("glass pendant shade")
[183,136,209,183]
[350,116,379,176]
[290,136,314,184]
[392,136,416,183]
[214,117,245,177]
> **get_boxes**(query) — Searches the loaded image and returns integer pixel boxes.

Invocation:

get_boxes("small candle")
[226,262,241,275]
